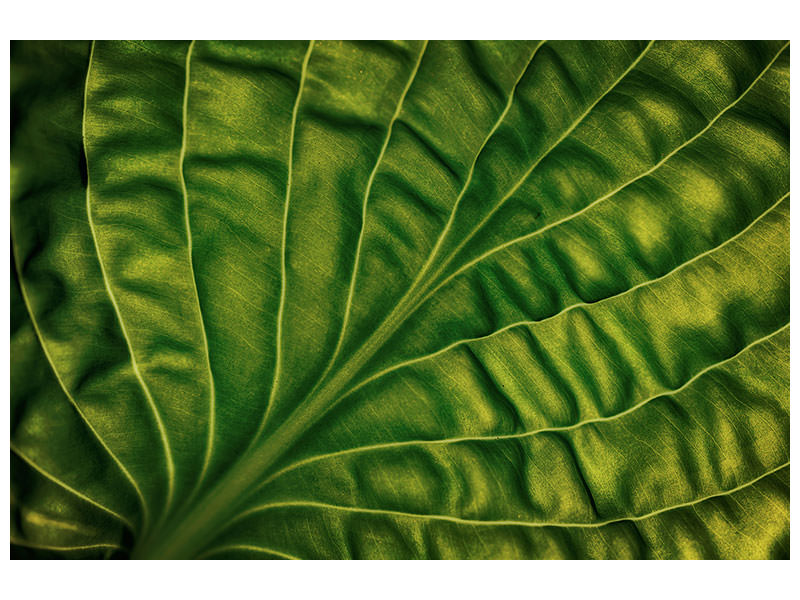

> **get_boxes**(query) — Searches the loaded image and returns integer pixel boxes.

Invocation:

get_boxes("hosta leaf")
[10,40,790,560]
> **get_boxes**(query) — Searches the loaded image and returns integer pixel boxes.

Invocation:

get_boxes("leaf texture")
[10,40,790,559]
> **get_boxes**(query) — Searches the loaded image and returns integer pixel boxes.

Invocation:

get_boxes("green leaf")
[10,40,789,560]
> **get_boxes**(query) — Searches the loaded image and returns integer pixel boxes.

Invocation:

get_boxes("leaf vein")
[11,443,135,532]
[241,462,789,530]
[257,40,316,438]
[179,40,218,497]
[83,40,176,516]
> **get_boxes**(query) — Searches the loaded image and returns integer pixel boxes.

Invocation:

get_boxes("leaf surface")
[10,40,790,559]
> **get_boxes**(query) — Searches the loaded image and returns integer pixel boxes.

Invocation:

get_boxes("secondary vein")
[83,39,176,519]
[258,40,316,437]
